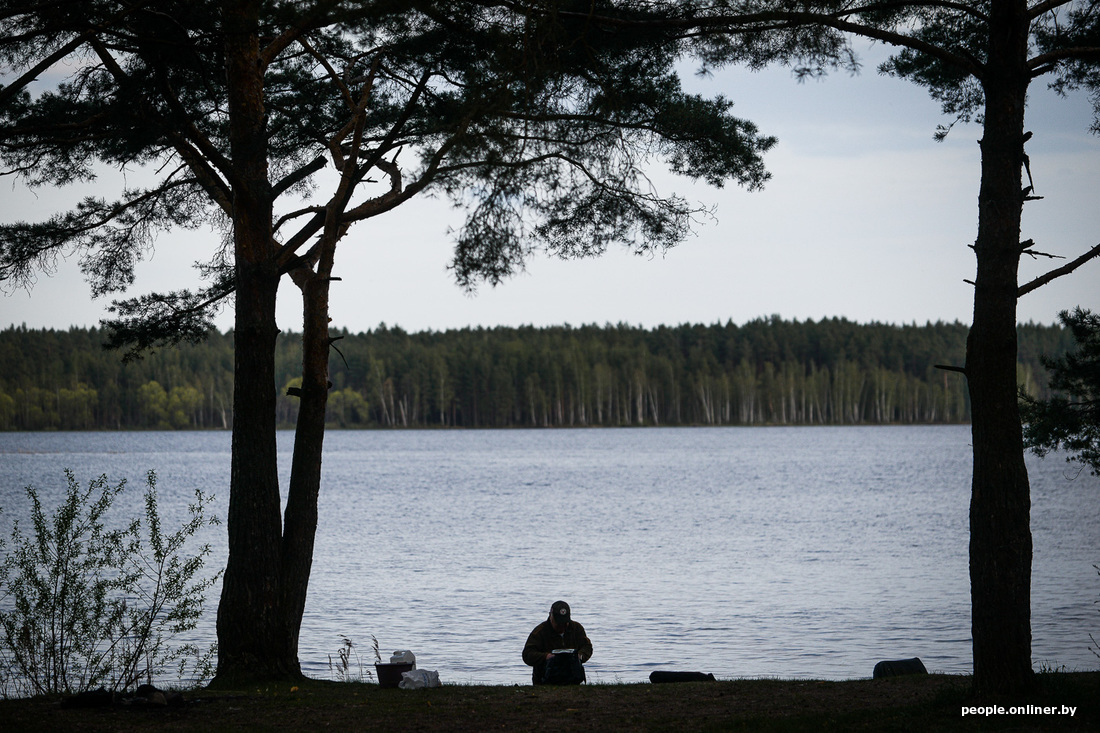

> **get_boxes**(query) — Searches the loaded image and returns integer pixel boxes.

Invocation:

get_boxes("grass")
[0,672,1095,732]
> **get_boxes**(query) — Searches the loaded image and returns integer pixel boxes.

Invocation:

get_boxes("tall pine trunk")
[213,0,300,684]
[966,0,1034,697]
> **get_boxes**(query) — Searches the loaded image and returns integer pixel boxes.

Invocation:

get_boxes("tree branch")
[0,33,91,108]
[258,0,342,69]
[1029,0,1077,20]
[87,37,234,209]
[1030,46,1100,73]
[0,0,155,108]
[555,2,986,80]
[272,155,327,198]
[1018,242,1100,297]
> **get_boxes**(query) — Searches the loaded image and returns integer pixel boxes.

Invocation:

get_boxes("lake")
[1,426,1097,685]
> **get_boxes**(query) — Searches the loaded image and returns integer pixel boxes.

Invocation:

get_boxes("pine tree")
[566,0,1100,695]
[1,1,775,684]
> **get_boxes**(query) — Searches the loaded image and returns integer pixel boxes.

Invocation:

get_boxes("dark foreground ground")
[1,672,1096,732]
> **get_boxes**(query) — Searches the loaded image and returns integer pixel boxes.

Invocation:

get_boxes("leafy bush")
[0,470,221,697]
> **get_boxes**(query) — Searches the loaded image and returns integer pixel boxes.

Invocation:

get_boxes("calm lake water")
[1,426,1097,685]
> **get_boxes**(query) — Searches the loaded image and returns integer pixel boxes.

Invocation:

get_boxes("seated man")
[522,600,593,685]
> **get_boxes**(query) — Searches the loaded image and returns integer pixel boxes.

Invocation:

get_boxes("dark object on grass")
[873,657,928,678]
[62,685,186,709]
[61,688,114,708]
[133,684,184,707]
[542,651,586,685]
[375,662,415,689]
[650,671,717,683]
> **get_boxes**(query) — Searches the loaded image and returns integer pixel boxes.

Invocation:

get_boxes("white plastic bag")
[399,669,441,690]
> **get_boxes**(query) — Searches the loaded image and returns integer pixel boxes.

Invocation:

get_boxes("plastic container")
[389,650,416,667]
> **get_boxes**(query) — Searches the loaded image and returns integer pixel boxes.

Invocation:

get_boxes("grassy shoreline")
[1,672,1096,731]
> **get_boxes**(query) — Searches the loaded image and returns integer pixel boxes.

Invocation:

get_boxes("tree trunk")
[279,272,332,672]
[966,0,1034,697]
[213,0,299,685]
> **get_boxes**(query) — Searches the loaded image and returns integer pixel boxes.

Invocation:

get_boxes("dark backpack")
[541,652,585,685]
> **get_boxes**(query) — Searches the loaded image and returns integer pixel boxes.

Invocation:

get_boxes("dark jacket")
[522,618,592,684]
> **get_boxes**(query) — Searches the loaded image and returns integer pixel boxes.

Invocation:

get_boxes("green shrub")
[0,470,221,697]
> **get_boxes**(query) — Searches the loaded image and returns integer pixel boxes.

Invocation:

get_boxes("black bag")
[873,657,927,678]
[649,671,716,683]
[541,651,585,685]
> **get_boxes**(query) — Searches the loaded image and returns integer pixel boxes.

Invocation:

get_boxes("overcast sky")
[3,43,1098,334]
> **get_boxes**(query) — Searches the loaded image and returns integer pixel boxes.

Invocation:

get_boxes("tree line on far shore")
[0,317,1073,431]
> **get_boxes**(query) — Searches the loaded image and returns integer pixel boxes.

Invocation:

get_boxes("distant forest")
[0,318,1074,431]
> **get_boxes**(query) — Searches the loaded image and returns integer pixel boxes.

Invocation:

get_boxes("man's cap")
[550,600,571,623]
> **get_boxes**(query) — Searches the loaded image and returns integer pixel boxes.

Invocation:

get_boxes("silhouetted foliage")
[1021,308,1100,475]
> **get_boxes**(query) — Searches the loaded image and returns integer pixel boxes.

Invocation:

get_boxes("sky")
[3,43,1099,335]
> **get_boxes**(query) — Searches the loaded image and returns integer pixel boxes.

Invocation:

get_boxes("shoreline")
[1,672,1096,731]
